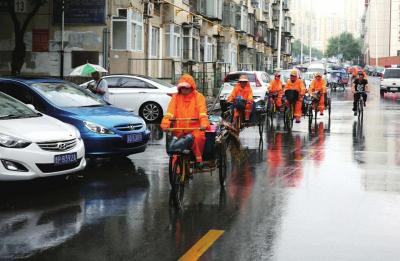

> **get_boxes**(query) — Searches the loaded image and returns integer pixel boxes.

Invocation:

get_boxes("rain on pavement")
[1,77,400,261]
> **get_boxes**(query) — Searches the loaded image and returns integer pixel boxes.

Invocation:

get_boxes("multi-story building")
[0,0,293,95]
[291,0,360,54]
[362,0,400,66]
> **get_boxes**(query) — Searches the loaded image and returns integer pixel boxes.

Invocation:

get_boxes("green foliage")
[326,32,362,60]
[292,39,323,60]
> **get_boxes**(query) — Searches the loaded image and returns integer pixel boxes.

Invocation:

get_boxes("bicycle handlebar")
[164,127,202,132]
[169,118,199,121]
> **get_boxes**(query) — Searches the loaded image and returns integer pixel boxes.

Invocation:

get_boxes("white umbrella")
[69,63,108,76]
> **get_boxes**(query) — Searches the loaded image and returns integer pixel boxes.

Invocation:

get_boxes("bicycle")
[266,92,279,128]
[224,97,266,139]
[283,90,299,132]
[165,118,229,209]
[355,91,366,123]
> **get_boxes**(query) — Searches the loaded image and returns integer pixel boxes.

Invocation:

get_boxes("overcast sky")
[306,0,364,18]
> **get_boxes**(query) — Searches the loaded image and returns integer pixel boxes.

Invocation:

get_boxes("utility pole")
[277,0,284,70]
[374,0,378,66]
[301,12,304,64]
[60,0,65,78]
[309,0,312,63]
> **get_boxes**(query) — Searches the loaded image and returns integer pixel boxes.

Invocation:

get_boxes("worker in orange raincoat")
[227,75,254,121]
[284,69,306,123]
[309,72,327,115]
[268,72,284,108]
[160,74,209,163]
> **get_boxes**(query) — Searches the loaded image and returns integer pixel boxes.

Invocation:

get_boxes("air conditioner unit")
[193,16,203,28]
[144,2,154,17]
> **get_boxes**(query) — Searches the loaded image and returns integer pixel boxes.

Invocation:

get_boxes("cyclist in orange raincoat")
[309,72,327,115]
[284,69,306,123]
[268,72,284,108]
[227,75,254,121]
[160,74,209,163]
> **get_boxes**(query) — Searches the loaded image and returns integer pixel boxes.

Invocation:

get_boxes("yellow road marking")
[178,230,225,261]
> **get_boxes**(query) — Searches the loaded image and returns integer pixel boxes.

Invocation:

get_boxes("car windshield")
[32,82,106,107]
[142,76,175,88]
[303,74,314,80]
[225,73,256,83]
[384,69,400,78]
[0,92,40,119]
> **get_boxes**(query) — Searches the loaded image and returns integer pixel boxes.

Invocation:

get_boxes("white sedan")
[81,75,177,123]
[0,92,86,181]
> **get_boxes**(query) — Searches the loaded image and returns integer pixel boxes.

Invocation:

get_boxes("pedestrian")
[227,75,254,122]
[160,74,209,167]
[90,71,109,102]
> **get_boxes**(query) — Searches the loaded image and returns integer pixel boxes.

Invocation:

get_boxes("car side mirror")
[26,104,36,111]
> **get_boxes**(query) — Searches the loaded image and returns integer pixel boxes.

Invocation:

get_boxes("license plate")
[390,87,398,91]
[127,133,142,143]
[54,153,77,166]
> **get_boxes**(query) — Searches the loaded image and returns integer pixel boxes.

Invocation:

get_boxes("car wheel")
[139,102,163,123]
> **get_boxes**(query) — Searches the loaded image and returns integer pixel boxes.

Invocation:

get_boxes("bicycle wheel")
[285,105,293,131]
[171,157,185,209]
[218,142,227,187]
[308,105,313,129]
[357,99,363,123]
[168,156,174,187]
[328,98,331,121]
[258,113,265,138]
[314,105,318,124]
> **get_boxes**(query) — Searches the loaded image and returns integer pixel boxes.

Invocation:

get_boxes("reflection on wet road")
[1,78,400,261]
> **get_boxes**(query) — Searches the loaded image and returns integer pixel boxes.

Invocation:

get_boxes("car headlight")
[84,121,114,134]
[0,133,31,148]
[75,128,82,140]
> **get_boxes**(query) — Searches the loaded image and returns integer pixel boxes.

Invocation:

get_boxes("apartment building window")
[222,2,236,27]
[131,11,143,51]
[235,5,248,32]
[196,0,223,19]
[112,9,143,51]
[203,36,215,62]
[183,26,200,61]
[165,24,182,58]
[151,27,160,57]
[248,14,255,36]
[206,0,223,19]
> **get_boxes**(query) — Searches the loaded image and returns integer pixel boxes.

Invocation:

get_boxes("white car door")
[108,77,148,113]
[102,77,121,104]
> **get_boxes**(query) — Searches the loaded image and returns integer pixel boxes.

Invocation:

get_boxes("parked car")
[302,72,315,89]
[380,68,400,97]
[219,71,271,112]
[0,78,151,157]
[373,66,385,77]
[0,92,85,181]
[80,75,177,123]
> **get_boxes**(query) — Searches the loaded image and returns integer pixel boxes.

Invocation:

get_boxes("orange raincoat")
[309,78,327,113]
[284,79,305,118]
[268,79,283,107]
[227,81,254,120]
[160,74,209,162]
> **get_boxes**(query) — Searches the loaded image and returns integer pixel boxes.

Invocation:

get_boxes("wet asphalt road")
[1,77,400,261]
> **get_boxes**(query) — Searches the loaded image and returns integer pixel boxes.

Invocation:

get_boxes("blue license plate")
[54,153,77,166]
[127,133,142,143]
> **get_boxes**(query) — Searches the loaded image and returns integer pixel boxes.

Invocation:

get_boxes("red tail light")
[223,75,228,83]
[255,76,262,87]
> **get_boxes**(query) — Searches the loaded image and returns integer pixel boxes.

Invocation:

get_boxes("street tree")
[326,32,362,61]
[6,0,47,75]
[292,39,323,60]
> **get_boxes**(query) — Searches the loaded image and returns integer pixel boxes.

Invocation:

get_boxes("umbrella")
[69,63,107,76]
